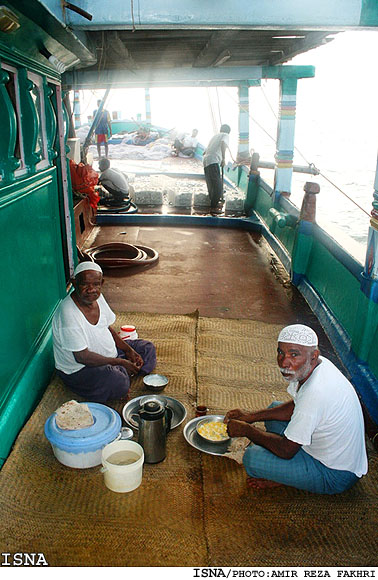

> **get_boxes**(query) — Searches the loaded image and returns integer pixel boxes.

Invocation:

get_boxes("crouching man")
[225,324,368,494]
[52,262,156,402]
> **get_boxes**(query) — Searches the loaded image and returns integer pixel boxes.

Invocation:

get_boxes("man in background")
[97,158,130,206]
[93,100,112,158]
[203,124,230,212]
[172,128,199,157]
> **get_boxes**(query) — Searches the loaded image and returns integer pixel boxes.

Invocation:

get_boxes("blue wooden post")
[366,153,378,280]
[274,77,297,201]
[73,89,81,128]
[237,83,249,164]
[145,88,151,126]
[291,182,319,285]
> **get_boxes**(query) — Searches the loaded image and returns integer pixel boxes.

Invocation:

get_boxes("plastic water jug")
[119,325,138,340]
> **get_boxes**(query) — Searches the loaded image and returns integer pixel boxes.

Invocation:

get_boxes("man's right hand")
[224,409,252,423]
[118,359,141,376]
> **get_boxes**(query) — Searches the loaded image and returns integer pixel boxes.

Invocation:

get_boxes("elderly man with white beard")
[224,324,368,494]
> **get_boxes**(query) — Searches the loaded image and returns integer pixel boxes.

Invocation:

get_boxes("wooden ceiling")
[84,28,335,72]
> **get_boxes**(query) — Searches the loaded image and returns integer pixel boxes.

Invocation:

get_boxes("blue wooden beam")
[39,0,378,29]
[63,65,314,90]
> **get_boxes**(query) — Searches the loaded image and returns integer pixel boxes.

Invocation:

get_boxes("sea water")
[107,450,140,466]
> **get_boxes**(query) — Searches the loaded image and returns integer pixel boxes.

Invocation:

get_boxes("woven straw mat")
[0,312,376,567]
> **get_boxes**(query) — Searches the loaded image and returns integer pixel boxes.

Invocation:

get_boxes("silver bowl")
[143,373,169,392]
[195,415,230,444]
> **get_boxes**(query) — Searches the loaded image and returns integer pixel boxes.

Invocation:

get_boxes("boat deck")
[92,223,336,355]
[89,151,341,360]
[0,156,376,569]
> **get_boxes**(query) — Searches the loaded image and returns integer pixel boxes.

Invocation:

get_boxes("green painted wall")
[0,170,67,465]
[367,309,378,377]
[0,41,71,465]
[0,171,65,389]
[246,177,377,394]
[251,184,297,256]
[306,239,360,334]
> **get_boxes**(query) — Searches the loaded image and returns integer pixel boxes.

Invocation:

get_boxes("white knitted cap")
[278,324,318,347]
[74,262,103,276]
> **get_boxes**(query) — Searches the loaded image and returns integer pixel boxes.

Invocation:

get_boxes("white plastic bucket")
[101,440,144,493]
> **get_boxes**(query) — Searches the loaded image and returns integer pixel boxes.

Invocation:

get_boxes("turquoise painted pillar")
[274,78,297,199]
[145,88,151,126]
[366,153,378,276]
[237,83,249,163]
[73,90,81,129]
[244,152,260,215]
[352,153,378,363]
[291,182,319,285]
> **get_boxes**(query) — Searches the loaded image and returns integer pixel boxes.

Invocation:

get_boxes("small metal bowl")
[143,373,169,392]
[196,415,230,444]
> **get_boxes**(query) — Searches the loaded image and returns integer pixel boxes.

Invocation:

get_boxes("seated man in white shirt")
[172,129,199,157]
[97,158,130,206]
[224,324,368,494]
[52,262,156,402]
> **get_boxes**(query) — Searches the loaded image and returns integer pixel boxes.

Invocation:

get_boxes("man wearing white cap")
[225,324,368,494]
[52,262,156,402]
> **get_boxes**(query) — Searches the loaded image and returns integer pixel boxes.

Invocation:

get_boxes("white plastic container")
[44,403,121,469]
[119,325,138,340]
[101,440,144,493]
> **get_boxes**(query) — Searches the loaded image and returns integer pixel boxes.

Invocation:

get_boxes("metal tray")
[183,415,233,456]
[122,395,187,430]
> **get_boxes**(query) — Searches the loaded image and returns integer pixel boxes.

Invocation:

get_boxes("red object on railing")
[69,160,100,209]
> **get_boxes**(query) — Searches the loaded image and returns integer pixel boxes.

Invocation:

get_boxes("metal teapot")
[131,400,172,463]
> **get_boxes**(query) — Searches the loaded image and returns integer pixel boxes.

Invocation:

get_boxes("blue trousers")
[57,339,156,403]
[242,402,359,494]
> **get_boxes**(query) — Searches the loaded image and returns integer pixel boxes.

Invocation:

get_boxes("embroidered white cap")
[74,261,103,276]
[278,324,318,347]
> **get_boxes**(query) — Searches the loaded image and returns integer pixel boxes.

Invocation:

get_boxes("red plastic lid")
[120,325,135,331]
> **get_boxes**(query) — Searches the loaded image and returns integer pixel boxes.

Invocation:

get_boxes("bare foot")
[246,477,283,490]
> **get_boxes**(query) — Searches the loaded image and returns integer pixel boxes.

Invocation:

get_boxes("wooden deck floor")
[87,223,338,362]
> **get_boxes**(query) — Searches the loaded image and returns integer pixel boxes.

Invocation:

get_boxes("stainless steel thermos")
[132,401,172,463]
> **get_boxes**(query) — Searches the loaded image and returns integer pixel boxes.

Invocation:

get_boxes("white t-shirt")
[203,132,229,167]
[52,293,117,374]
[100,168,129,193]
[182,135,198,149]
[284,356,368,477]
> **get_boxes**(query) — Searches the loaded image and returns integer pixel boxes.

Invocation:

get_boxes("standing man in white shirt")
[203,124,231,211]
[224,324,368,494]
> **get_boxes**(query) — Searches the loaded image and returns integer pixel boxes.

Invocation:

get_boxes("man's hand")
[127,349,143,370]
[109,326,143,370]
[226,419,252,439]
[118,359,141,376]
[220,159,225,167]
[224,409,253,424]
